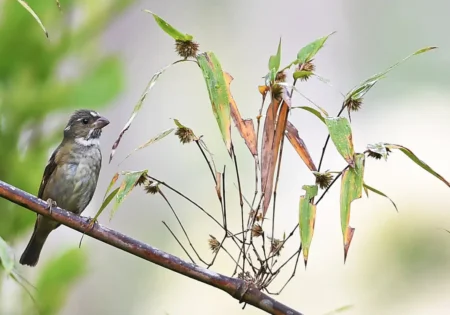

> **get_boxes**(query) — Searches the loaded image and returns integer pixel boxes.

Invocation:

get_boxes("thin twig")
[162,221,196,264]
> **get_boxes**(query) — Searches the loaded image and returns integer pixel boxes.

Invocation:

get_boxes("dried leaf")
[215,171,222,200]
[363,183,398,212]
[340,154,365,261]
[385,143,450,187]
[225,73,257,157]
[261,87,291,216]
[299,185,319,265]
[325,117,355,167]
[144,10,193,41]
[197,52,232,155]
[285,121,317,171]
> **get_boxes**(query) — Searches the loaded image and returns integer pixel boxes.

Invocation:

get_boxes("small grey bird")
[20,109,109,266]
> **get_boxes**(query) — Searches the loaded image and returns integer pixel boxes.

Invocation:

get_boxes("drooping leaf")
[385,143,450,187]
[285,121,317,171]
[225,73,257,157]
[197,52,232,155]
[344,47,437,105]
[17,0,48,38]
[111,170,148,219]
[292,106,326,124]
[144,10,193,41]
[110,60,185,162]
[340,154,365,261]
[299,185,319,265]
[325,117,355,167]
[36,248,87,315]
[296,32,335,64]
[363,183,398,212]
[268,37,282,81]
[261,87,291,216]
[281,83,329,116]
[123,128,175,161]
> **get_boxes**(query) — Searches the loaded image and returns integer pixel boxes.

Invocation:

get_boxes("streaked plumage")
[20,109,109,267]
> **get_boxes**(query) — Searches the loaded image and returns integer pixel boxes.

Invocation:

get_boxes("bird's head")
[64,109,110,146]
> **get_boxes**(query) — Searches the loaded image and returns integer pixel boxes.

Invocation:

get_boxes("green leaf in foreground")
[385,143,450,187]
[296,32,335,64]
[35,248,87,315]
[17,0,48,38]
[111,170,148,219]
[325,117,355,167]
[344,47,437,105]
[363,183,398,212]
[144,10,193,41]
[340,154,365,262]
[0,236,14,274]
[299,185,319,266]
[197,52,232,154]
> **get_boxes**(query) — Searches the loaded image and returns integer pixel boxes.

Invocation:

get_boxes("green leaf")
[299,185,319,265]
[91,173,121,223]
[268,37,282,73]
[196,52,232,154]
[111,170,148,219]
[325,117,355,167]
[363,183,398,212]
[110,60,187,162]
[292,106,326,124]
[340,154,365,261]
[0,236,14,274]
[293,70,313,80]
[123,128,175,161]
[344,46,437,104]
[296,32,335,64]
[16,0,48,38]
[36,248,87,315]
[323,305,354,315]
[385,143,450,187]
[367,142,389,160]
[144,10,193,41]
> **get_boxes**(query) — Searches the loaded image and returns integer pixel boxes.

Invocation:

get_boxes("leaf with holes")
[344,47,436,105]
[340,154,365,261]
[325,117,355,167]
[285,121,317,171]
[144,10,193,41]
[197,52,232,155]
[299,185,319,265]
[363,183,398,212]
[385,143,450,187]
[296,32,335,64]
[110,170,148,219]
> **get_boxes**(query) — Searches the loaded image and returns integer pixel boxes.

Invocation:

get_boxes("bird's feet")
[46,198,57,215]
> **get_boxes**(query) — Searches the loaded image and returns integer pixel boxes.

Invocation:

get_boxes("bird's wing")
[37,148,59,199]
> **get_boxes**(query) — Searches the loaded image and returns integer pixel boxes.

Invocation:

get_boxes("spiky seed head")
[175,40,199,59]
[135,174,149,187]
[208,235,220,253]
[275,71,287,82]
[345,97,363,112]
[313,171,334,189]
[144,181,160,194]
[368,147,391,160]
[270,238,284,256]
[251,224,263,237]
[271,83,283,101]
[175,126,195,144]
[296,61,316,81]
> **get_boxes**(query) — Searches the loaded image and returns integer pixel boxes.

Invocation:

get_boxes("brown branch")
[0,179,303,315]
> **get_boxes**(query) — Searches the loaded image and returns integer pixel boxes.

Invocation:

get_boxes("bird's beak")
[93,116,110,129]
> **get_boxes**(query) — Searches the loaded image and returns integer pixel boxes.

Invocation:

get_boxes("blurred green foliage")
[0,0,133,314]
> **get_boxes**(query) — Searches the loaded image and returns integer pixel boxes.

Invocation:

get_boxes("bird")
[19,109,110,267]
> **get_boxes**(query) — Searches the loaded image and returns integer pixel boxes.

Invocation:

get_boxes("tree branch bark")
[0,179,303,315]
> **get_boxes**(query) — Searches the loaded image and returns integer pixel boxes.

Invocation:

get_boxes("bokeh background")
[1,0,450,314]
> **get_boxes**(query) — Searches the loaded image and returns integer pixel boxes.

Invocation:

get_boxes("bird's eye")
[82,118,89,125]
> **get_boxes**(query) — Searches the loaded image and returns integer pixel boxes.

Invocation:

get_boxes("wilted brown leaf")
[285,121,317,171]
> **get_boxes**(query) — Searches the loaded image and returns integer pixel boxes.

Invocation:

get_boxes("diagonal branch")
[0,180,303,315]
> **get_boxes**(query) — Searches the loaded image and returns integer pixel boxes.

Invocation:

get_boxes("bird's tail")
[19,218,54,267]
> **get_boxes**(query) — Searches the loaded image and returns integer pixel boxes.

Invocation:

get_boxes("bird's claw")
[46,198,57,215]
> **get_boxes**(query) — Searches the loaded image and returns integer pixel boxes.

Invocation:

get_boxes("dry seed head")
[271,83,283,101]
[175,127,195,144]
[275,71,287,82]
[313,171,334,189]
[270,238,284,256]
[345,97,363,112]
[368,147,391,160]
[135,174,149,187]
[251,224,263,237]
[175,40,199,59]
[144,181,160,194]
[296,61,316,81]
[208,235,220,254]
[249,209,263,222]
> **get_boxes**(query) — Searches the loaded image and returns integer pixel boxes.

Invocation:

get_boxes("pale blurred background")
[2,0,450,314]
